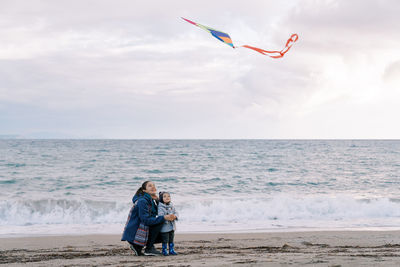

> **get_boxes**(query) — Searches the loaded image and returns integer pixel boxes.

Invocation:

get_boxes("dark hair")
[135,181,151,196]
[159,191,170,204]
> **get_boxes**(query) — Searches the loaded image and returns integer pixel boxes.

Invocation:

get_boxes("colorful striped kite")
[181,17,298,59]
[182,17,235,48]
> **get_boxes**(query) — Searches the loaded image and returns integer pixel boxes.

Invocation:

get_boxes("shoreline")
[2,226,400,238]
[3,225,400,239]
[1,230,400,266]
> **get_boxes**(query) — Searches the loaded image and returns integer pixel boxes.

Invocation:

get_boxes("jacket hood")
[132,192,152,204]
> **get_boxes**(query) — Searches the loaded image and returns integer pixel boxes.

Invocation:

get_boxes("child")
[157,191,178,256]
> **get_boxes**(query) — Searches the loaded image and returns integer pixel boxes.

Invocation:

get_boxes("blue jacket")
[121,193,165,243]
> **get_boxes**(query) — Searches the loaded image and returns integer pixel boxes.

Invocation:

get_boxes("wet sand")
[1,231,400,266]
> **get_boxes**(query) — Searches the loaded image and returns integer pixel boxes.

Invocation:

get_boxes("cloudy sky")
[1,0,399,139]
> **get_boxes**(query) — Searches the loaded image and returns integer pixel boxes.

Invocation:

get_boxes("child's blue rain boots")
[162,243,169,256]
[169,243,177,255]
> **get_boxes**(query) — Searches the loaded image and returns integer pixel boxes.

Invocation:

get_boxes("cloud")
[0,0,400,138]
[383,60,400,85]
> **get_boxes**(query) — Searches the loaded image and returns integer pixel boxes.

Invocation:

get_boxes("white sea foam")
[0,198,128,226]
[176,195,400,231]
[1,195,400,237]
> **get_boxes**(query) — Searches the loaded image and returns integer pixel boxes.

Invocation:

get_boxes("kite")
[181,17,235,48]
[181,17,298,59]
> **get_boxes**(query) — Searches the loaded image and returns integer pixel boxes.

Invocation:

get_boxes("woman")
[122,181,176,256]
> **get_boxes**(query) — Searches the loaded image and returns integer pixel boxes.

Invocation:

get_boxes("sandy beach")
[1,231,400,266]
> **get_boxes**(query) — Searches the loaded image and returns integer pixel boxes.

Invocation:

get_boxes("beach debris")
[301,241,330,248]
[217,238,232,242]
[181,17,298,58]
[281,243,294,250]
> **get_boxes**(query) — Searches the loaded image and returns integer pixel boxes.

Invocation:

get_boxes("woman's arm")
[137,199,165,226]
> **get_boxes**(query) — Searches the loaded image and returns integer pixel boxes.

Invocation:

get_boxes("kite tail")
[240,33,299,58]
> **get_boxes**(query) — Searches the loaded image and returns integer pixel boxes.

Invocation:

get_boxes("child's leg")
[168,231,174,243]
[160,232,169,256]
[168,231,177,255]
[160,232,170,244]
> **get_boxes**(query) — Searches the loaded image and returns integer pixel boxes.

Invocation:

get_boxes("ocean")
[1,139,400,237]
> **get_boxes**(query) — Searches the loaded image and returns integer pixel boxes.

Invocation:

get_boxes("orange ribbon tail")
[241,34,298,58]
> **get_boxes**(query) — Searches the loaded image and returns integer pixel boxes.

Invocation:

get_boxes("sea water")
[1,139,399,237]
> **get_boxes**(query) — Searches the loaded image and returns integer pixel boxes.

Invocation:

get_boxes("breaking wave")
[1,195,400,235]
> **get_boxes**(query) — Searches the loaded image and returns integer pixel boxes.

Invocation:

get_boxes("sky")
[0,0,399,139]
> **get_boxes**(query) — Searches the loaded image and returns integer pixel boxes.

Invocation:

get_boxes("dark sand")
[1,231,400,266]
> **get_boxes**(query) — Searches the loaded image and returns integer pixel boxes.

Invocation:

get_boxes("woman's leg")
[144,222,163,255]
[128,241,143,256]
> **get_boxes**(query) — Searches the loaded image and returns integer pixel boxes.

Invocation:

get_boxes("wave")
[179,195,400,226]
[0,198,128,226]
[1,195,400,235]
